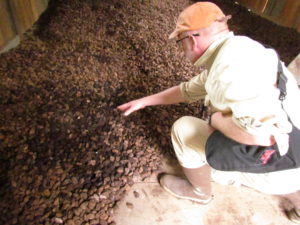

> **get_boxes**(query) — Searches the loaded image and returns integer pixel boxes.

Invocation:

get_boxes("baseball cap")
[169,2,226,39]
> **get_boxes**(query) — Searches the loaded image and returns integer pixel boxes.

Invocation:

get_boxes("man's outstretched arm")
[117,85,185,116]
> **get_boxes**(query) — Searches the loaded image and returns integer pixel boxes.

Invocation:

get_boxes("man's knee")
[172,116,193,130]
[171,116,205,142]
[172,116,196,137]
[171,116,208,167]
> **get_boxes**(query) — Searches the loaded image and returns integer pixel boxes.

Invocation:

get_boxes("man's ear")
[190,35,198,50]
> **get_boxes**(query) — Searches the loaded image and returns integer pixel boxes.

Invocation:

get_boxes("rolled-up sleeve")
[179,70,208,103]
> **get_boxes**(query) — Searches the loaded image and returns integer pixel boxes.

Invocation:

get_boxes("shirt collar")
[194,32,234,69]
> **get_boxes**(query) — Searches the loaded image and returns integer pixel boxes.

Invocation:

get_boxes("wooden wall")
[1,0,299,51]
[277,0,300,30]
[237,0,300,33]
[237,0,269,13]
[0,0,49,51]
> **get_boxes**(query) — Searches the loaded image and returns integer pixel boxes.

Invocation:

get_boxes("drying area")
[0,0,300,224]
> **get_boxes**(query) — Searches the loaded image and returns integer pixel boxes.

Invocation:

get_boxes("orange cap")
[169,2,225,39]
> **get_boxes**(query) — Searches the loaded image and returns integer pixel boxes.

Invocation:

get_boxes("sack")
[205,124,300,173]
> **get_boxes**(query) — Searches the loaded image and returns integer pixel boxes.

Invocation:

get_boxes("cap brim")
[168,30,179,39]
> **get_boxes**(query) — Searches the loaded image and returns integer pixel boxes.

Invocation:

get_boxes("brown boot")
[286,208,300,224]
[182,165,212,197]
[283,191,300,224]
[159,165,213,204]
[284,191,300,209]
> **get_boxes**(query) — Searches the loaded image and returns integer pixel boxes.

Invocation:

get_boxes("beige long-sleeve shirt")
[180,32,300,155]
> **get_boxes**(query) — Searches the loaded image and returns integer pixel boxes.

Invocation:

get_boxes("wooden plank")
[279,0,300,27]
[264,0,300,31]
[37,0,48,16]
[255,0,269,13]
[236,0,268,13]
[295,6,300,33]
[239,0,300,33]
[30,0,39,20]
[1,0,48,49]
[0,0,17,48]
[264,0,285,16]
[9,0,35,35]
[9,0,48,35]
[30,0,47,22]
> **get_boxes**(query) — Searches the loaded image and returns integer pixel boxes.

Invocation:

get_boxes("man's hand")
[117,99,146,116]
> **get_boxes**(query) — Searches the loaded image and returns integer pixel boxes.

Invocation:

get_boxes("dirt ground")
[0,0,300,224]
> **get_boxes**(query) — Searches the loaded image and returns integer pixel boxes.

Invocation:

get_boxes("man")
[117,2,300,223]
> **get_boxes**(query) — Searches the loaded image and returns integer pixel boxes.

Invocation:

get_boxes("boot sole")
[158,174,213,204]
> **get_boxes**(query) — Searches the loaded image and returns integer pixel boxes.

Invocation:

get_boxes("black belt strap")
[264,44,287,101]
[277,59,287,101]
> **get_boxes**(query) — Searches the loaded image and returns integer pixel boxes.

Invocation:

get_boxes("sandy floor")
[113,158,295,225]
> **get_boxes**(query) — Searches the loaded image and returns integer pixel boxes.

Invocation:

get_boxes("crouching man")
[117,2,300,223]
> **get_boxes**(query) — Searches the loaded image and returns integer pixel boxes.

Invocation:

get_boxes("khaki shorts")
[171,116,300,195]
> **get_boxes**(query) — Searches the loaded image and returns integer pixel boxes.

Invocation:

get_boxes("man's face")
[177,31,206,63]
[177,33,195,62]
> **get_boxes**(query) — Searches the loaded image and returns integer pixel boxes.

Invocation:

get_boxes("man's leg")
[159,116,214,204]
